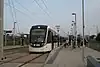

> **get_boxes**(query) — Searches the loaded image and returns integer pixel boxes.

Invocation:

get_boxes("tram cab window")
[47,31,52,43]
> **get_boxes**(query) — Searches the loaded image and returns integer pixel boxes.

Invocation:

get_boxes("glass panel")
[31,29,46,43]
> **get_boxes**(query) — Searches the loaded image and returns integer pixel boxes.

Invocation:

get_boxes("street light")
[70,23,74,48]
[72,13,77,47]
[55,25,60,47]
[72,13,76,15]
[72,21,74,22]
[82,0,85,62]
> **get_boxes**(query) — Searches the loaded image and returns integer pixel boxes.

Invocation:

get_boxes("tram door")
[47,31,54,50]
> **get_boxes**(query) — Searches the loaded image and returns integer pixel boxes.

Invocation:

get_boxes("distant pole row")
[71,0,85,62]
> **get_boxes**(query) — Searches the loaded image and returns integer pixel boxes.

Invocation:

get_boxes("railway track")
[1,47,29,61]
[0,53,29,65]
[18,54,44,67]
[4,47,28,56]
[0,53,49,67]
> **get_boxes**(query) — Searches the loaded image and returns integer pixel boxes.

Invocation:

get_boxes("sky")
[4,0,100,36]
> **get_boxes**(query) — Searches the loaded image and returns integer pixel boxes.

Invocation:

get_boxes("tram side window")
[47,31,52,43]
[53,35,58,43]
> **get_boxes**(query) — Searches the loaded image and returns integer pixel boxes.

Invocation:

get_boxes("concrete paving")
[84,47,100,58]
[44,47,84,67]
[21,63,43,67]
[44,47,100,67]
[53,47,84,67]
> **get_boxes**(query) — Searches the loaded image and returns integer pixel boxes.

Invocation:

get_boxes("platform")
[44,47,100,67]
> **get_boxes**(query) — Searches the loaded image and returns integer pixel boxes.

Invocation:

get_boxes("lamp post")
[0,0,4,60]
[72,21,74,36]
[82,0,85,62]
[72,13,77,47]
[55,25,60,47]
[67,31,69,42]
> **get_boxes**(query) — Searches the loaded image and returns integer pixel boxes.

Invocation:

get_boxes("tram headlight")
[41,40,43,42]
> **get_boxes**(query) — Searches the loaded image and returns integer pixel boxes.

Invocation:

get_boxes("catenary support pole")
[0,0,4,60]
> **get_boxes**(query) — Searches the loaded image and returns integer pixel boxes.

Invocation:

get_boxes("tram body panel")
[29,25,65,53]
[29,43,52,52]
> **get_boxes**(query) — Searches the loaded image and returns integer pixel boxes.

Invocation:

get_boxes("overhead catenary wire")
[41,0,51,14]
[32,0,51,18]
[5,3,34,20]
[15,0,35,15]
[10,0,17,22]
[41,0,48,10]
[60,28,68,36]
[7,0,15,22]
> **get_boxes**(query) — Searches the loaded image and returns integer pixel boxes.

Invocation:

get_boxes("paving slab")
[52,48,84,67]
[22,63,43,67]
[0,63,21,67]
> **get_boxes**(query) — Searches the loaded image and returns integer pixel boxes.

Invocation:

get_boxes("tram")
[29,25,59,53]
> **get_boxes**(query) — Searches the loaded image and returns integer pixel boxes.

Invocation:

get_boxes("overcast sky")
[4,0,100,35]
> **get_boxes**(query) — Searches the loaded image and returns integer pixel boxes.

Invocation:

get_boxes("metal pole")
[0,0,4,60]
[82,0,85,62]
[72,13,77,47]
[71,28,73,48]
[75,14,77,47]
[4,32,6,46]
[96,25,99,35]
[57,30,60,47]
[67,31,69,46]
[56,25,60,47]
[13,22,16,45]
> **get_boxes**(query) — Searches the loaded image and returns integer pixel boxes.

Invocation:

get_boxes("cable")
[15,0,34,15]
[32,0,51,18]
[5,3,33,20]
[8,0,15,22]
[60,28,68,36]
[41,0,48,9]
[10,0,17,22]
[41,0,51,14]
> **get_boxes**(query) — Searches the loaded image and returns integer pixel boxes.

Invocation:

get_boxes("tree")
[96,33,100,41]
